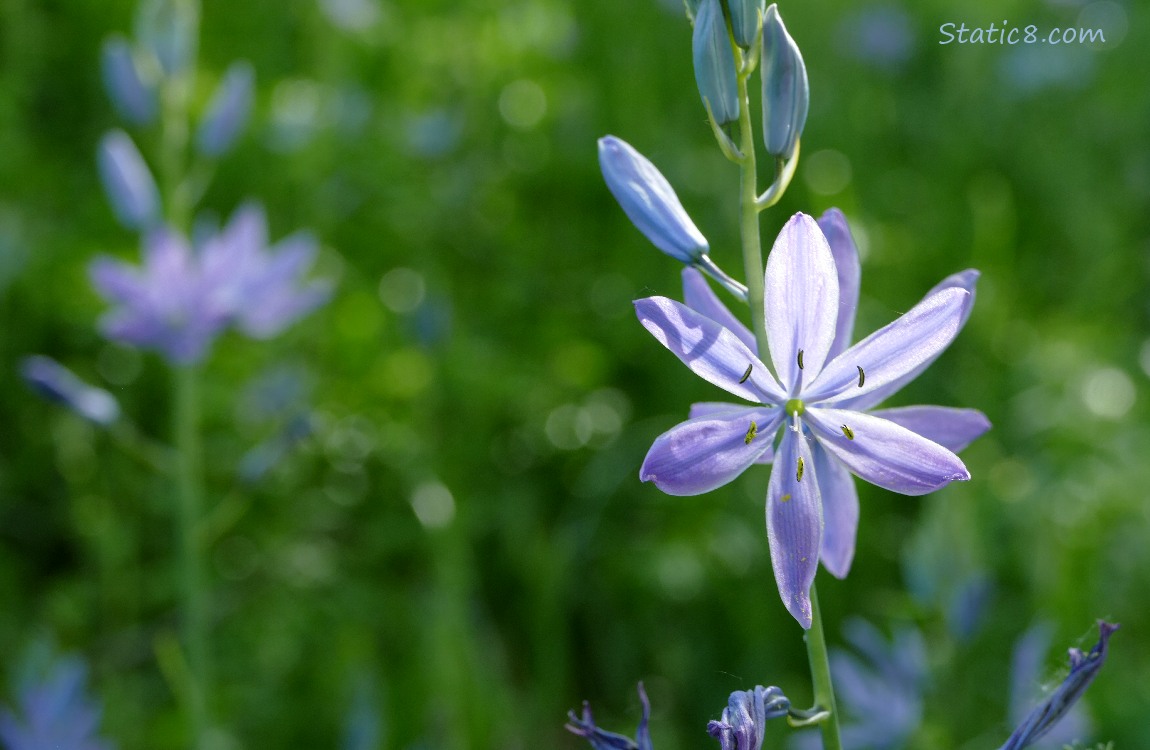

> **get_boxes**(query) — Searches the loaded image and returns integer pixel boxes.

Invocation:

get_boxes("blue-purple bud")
[197,61,255,157]
[101,36,157,125]
[760,4,808,160]
[728,0,765,49]
[20,356,121,426]
[692,0,739,126]
[97,129,160,230]
[598,135,709,264]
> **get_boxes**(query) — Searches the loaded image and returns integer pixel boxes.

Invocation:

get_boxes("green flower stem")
[734,58,769,356]
[174,364,209,747]
[804,582,843,750]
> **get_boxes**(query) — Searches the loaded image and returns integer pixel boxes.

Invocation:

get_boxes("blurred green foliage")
[1,0,1149,748]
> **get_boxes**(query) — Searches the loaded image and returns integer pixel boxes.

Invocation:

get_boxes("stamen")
[797,349,804,370]
[857,365,866,388]
[790,412,800,433]
[796,456,805,482]
[744,420,758,445]
[739,363,753,384]
[841,424,854,440]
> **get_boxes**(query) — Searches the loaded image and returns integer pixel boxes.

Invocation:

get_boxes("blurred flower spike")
[692,0,739,126]
[101,36,157,126]
[707,685,790,750]
[1000,621,1119,750]
[98,130,161,231]
[90,202,333,365]
[135,0,198,76]
[19,356,121,427]
[729,0,766,50]
[566,683,653,750]
[598,136,708,265]
[761,4,808,161]
[0,651,115,750]
[197,61,255,157]
[635,211,988,627]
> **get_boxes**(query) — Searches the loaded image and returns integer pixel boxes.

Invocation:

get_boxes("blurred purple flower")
[19,356,121,426]
[835,7,914,70]
[197,61,255,157]
[1001,622,1118,750]
[707,685,790,750]
[791,619,926,750]
[566,683,653,750]
[0,653,114,750]
[101,36,156,125]
[90,203,332,364]
[635,211,989,627]
[97,130,160,231]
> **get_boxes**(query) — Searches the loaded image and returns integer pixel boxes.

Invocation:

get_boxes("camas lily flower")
[635,211,989,627]
[90,203,332,365]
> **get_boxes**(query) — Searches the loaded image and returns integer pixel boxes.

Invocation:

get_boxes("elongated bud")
[197,61,255,157]
[97,130,160,230]
[20,356,121,426]
[101,36,157,125]
[692,0,739,126]
[598,135,709,264]
[761,4,808,160]
[728,0,765,49]
[136,0,198,75]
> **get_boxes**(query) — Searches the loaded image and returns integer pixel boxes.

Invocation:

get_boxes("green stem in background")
[803,583,842,750]
[174,365,209,747]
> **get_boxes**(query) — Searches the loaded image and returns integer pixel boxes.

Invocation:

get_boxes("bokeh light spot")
[499,79,547,130]
[1081,366,1135,419]
[411,480,455,529]
[803,149,852,196]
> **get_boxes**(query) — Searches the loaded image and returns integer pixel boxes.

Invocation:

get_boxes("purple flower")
[19,356,121,426]
[635,211,989,627]
[566,683,653,750]
[0,654,114,750]
[707,685,790,750]
[90,203,332,365]
[1001,621,1118,750]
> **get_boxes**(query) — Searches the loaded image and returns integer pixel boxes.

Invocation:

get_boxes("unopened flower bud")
[97,130,161,230]
[101,36,157,125]
[136,0,198,75]
[20,356,121,426]
[692,0,739,126]
[197,61,255,157]
[761,4,808,160]
[598,135,708,264]
[728,0,765,49]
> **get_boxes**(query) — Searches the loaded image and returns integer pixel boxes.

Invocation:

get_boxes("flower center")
[784,398,805,417]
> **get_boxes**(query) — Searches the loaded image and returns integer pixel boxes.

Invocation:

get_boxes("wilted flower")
[635,211,988,626]
[97,130,161,231]
[566,683,653,750]
[0,652,114,750]
[692,0,739,126]
[90,203,332,364]
[19,356,121,426]
[761,5,809,160]
[101,36,156,125]
[707,685,791,750]
[197,61,255,157]
[1001,621,1118,750]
